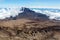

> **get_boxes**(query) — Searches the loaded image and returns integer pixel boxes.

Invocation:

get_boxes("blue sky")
[0,0,60,8]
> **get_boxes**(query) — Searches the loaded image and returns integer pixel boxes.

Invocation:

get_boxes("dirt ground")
[0,19,60,40]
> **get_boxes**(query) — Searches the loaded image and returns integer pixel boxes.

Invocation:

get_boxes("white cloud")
[24,5,60,9]
[33,8,60,20]
[0,8,23,19]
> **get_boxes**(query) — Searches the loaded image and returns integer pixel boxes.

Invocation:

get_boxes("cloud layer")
[33,9,60,20]
[0,8,60,20]
[0,8,23,19]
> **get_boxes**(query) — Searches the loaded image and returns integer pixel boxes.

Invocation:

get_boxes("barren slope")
[0,19,59,40]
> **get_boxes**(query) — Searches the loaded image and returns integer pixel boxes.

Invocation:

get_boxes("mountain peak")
[20,7,35,13]
[0,7,49,21]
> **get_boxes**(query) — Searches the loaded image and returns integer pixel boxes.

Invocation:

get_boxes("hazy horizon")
[0,0,60,9]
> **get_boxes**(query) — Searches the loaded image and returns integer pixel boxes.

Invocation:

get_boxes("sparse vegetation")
[0,19,60,40]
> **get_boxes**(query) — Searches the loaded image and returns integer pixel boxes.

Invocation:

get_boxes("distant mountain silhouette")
[4,7,49,20]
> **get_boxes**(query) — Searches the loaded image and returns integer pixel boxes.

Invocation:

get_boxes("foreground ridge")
[0,19,60,40]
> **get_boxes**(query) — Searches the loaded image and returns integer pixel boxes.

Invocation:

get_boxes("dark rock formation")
[17,7,49,20]
[4,7,49,20]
